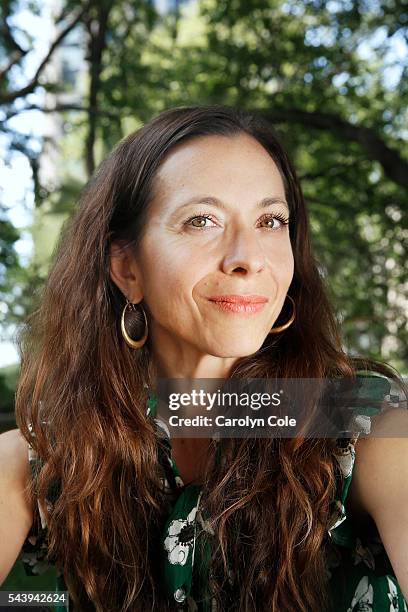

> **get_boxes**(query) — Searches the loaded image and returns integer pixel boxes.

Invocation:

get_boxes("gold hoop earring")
[269,295,296,334]
[121,300,148,349]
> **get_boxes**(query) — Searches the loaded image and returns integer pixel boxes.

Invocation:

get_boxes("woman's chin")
[207,339,266,359]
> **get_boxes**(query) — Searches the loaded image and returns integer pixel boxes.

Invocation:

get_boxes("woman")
[1,105,407,611]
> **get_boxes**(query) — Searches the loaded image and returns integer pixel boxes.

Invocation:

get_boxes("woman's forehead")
[150,134,286,211]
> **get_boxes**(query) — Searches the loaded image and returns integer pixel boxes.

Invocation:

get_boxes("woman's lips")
[208,295,268,303]
[207,295,268,314]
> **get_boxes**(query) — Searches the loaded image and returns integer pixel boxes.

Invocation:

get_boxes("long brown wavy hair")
[15,105,407,611]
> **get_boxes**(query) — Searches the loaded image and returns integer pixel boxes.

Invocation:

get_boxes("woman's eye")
[258,214,290,230]
[184,213,216,229]
[183,213,290,231]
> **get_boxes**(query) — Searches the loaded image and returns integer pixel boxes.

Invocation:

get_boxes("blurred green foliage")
[1,0,407,382]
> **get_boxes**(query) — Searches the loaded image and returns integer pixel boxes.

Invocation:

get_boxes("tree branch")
[84,2,113,177]
[0,0,26,55]
[0,2,90,104]
[2,102,120,123]
[0,0,28,80]
[260,108,408,191]
[299,161,360,182]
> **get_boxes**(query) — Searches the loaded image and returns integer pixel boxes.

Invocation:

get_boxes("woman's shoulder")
[0,428,34,584]
[0,428,33,509]
[0,428,34,524]
[350,407,408,516]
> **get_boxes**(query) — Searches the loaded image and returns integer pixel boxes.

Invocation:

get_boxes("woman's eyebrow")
[171,196,290,215]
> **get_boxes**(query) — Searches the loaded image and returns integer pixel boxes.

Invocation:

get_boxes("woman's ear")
[109,242,143,303]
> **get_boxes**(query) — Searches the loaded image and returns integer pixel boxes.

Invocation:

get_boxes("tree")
[0,0,407,371]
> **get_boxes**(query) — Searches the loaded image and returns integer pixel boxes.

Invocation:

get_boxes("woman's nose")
[221,228,266,275]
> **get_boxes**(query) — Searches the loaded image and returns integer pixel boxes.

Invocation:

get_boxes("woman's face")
[114,133,294,372]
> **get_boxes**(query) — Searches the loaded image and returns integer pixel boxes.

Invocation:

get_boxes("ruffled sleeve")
[325,373,408,611]
[328,371,394,544]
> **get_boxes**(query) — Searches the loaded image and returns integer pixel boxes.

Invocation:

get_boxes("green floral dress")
[20,374,408,611]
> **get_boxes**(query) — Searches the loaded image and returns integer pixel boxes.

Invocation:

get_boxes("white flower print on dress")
[328,499,347,534]
[386,576,400,612]
[335,439,357,479]
[327,438,357,536]
[347,575,374,611]
[164,504,199,566]
[174,475,184,488]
